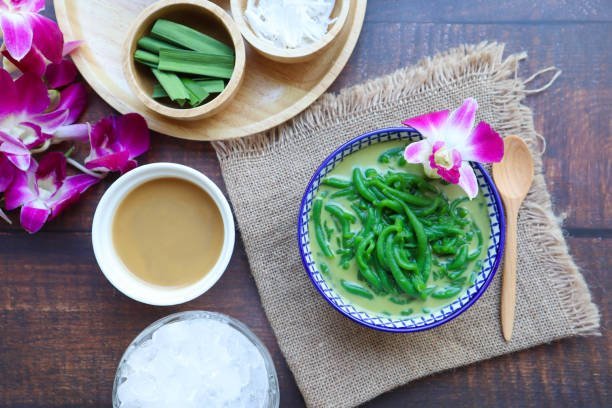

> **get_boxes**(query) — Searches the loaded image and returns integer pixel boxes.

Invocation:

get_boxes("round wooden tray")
[54,0,367,141]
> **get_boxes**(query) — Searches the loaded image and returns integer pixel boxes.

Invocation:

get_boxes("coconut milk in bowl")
[92,163,235,305]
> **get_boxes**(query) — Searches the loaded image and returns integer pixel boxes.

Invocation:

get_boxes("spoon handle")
[501,201,519,341]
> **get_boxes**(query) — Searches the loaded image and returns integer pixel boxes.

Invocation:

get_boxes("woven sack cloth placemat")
[212,42,600,408]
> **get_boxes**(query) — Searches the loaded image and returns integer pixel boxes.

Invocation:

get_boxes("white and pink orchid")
[85,113,150,174]
[0,68,87,170]
[402,98,504,198]
[4,152,99,233]
[0,0,63,62]
[0,153,15,222]
[4,39,81,80]
[0,7,151,234]
[0,65,150,233]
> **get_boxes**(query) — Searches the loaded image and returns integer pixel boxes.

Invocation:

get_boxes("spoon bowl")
[492,135,535,341]
[493,137,534,200]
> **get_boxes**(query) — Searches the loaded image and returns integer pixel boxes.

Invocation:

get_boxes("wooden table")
[1,1,609,406]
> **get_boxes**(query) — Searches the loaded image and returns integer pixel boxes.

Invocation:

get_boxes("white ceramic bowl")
[92,163,235,306]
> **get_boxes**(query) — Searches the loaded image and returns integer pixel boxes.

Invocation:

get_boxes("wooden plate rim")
[53,0,367,141]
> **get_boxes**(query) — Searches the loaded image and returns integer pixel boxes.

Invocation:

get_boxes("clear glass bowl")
[112,311,280,407]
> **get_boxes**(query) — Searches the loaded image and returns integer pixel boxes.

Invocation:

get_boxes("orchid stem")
[29,140,51,154]
[64,145,76,158]
[66,157,106,179]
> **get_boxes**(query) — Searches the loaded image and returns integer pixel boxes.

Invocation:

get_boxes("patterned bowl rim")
[297,127,506,333]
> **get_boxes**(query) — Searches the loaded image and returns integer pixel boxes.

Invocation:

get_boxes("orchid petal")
[88,116,117,157]
[52,123,89,142]
[113,113,150,158]
[18,122,45,148]
[36,152,66,192]
[4,163,36,210]
[428,143,462,184]
[443,98,478,147]
[0,153,16,192]
[45,58,78,88]
[48,174,99,218]
[402,110,449,141]
[2,46,46,76]
[0,131,31,170]
[60,173,99,194]
[7,0,46,13]
[85,114,150,173]
[85,150,131,173]
[459,121,505,163]
[404,139,431,164]
[0,68,18,115]
[0,12,33,61]
[31,109,70,133]
[20,200,50,233]
[1,149,30,171]
[14,72,49,114]
[56,82,87,123]
[29,14,63,63]
[422,159,439,179]
[62,40,82,56]
[457,162,479,199]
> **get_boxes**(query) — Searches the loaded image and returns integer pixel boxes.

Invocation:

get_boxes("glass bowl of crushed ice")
[113,311,279,407]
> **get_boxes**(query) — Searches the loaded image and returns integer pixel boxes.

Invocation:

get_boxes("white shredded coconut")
[244,0,336,49]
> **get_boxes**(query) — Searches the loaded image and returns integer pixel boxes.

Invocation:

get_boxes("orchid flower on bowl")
[0,4,151,233]
[402,98,504,198]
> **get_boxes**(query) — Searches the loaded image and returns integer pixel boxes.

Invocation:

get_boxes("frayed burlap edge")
[214,41,599,336]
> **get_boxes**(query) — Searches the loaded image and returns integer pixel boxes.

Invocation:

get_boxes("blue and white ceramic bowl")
[297,128,505,333]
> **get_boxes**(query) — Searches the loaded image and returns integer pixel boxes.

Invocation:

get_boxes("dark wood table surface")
[1,1,609,407]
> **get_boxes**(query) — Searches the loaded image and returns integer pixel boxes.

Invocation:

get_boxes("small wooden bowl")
[230,0,350,64]
[124,0,246,121]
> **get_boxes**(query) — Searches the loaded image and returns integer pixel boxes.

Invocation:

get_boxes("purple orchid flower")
[85,113,150,174]
[4,39,81,82]
[0,153,16,223]
[0,68,87,170]
[0,0,63,62]
[4,151,99,233]
[402,98,504,198]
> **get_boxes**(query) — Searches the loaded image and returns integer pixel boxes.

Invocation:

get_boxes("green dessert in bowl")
[298,128,505,332]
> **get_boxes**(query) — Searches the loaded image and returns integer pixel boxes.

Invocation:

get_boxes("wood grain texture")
[52,0,367,140]
[493,136,535,341]
[0,1,609,407]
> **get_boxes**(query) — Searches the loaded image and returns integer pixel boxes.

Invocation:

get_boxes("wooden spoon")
[492,135,534,342]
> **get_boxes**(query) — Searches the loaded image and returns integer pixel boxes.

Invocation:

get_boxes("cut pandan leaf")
[138,60,158,69]
[154,81,221,103]
[151,69,189,102]
[186,89,200,106]
[134,49,159,67]
[138,36,182,53]
[193,79,225,93]
[181,78,210,106]
[158,49,234,78]
[151,19,234,56]
[152,84,168,98]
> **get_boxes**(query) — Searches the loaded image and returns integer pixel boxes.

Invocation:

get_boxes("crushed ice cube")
[116,317,270,407]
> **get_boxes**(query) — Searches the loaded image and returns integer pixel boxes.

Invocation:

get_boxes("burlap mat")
[212,43,600,408]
